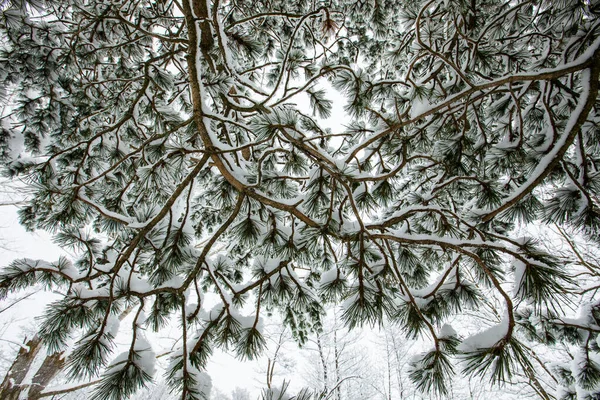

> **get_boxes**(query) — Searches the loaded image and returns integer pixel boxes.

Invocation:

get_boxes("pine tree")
[0,0,599,398]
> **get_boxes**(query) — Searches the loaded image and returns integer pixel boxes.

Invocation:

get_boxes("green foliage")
[235,327,266,360]
[66,323,118,380]
[38,296,110,353]
[393,299,429,339]
[409,348,455,396]
[91,351,155,400]
[461,336,532,385]
[306,89,333,119]
[0,0,599,397]
[576,357,600,391]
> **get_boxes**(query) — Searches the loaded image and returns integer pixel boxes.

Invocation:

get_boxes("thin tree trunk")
[389,332,405,398]
[316,333,329,393]
[385,337,392,400]
[333,327,341,400]
[522,362,552,400]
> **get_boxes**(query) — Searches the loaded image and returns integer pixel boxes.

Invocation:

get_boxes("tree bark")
[316,333,329,393]
[0,335,43,400]
[28,351,66,399]
[0,305,134,399]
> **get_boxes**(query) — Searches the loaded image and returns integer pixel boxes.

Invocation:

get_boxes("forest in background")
[0,0,599,398]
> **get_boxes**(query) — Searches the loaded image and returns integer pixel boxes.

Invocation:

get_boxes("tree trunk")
[333,328,341,400]
[0,305,134,399]
[316,333,329,393]
[0,335,43,400]
[28,351,66,399]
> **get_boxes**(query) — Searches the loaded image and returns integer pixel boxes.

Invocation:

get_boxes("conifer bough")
[1,0,600,398]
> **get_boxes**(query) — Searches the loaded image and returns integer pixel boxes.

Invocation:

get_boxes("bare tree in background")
[303,311,377,400]
[1,0,600,398]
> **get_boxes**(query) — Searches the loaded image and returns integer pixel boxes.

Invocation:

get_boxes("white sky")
[0,77,350,399]
[0,80,548,400]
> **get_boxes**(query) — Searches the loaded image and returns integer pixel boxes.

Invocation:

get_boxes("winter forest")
[0,0,599,398]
